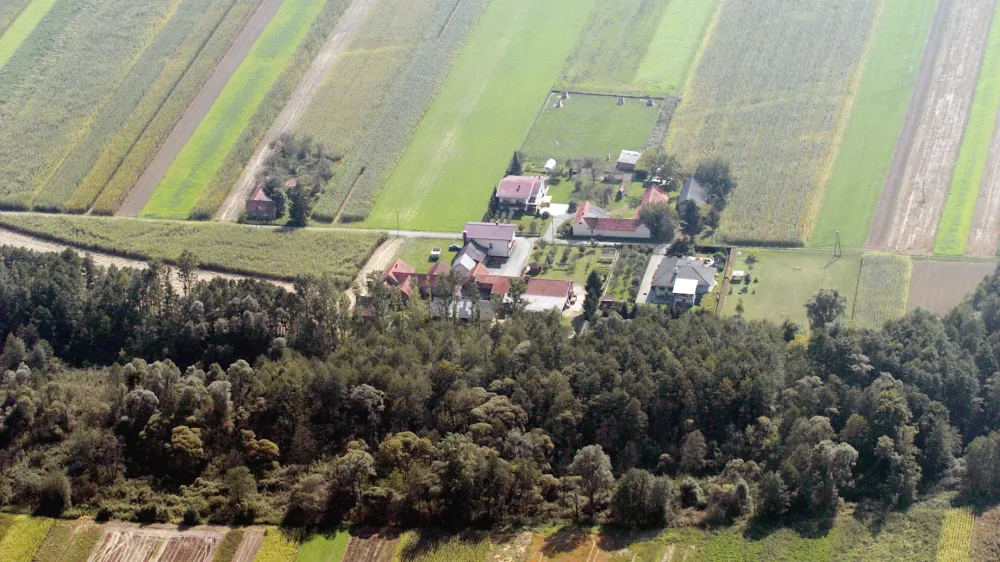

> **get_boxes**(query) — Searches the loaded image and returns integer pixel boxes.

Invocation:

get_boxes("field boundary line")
[802,0,886,243]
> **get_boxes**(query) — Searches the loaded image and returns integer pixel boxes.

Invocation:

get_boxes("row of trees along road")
[0,246,999,529]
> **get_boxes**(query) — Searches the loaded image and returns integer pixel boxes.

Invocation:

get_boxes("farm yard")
[364,0,595,232]
[852,254,913,329]
[141,0,336,219]
[520,93,661,163]
[666,0,881,246]
[0,214,384,285]
[906,259,996,315]
[808,0,938,249]
[875,0,996,253]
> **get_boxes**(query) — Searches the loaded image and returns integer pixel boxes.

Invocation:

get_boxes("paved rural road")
[116,0,285,217]
[217,0,377,221]
[866,0,952,249]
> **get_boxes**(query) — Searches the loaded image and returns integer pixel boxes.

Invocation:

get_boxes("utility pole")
[834,231,842,258]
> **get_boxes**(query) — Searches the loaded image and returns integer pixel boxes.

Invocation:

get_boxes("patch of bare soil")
[965,109,1000,256]
[906,259,995,314]
[230,526,265,562]
[880,0,996,253]
[342,531,399,562]
[491,532,533,562]
[972,507,1000,562]
[347,237,403,305]
[90,525,226,562]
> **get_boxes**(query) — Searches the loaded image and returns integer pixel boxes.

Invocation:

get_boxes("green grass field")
[0,0,58,69]
[721,249,862,328]
[809,0,937,249]
[555,0,669,96]
[395,237,462,274]
[534,246,607,286]
[141,0,326,219]
[297,530,349,562]
[0,214,383,285]
[364,0,595,232]
[633,0,720,97]
[853,254,913,329]
[0,0,32,34]
[934,1,1000,256]
[0,515,52,562]
[520,93,660,162]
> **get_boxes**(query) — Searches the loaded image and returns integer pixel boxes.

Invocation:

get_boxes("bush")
[35,471,71,516]
[679,476,706,509]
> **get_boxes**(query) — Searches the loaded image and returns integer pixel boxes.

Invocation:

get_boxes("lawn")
[809,0,937,249]
[297,530,349,562]
[853,253,913,329]
[395,237,462,274]
[720,249,862,329]
[554,0,670,96]
[141,0,327,219]
[0,515,52,562]
[534,245,608,287]
[633,0,721,97]
[0,214,384,286]
[934,1,1000,255]
[0,0,58,69]
[604,183,646,218]
[666,0,882,246]
[520,93,660,162]
[364,0,596,232]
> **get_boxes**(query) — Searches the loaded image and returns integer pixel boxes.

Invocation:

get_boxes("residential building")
[495,175,548,212]
[524,278,574,312]
[462,222,516,258]
[677,177,708,210]
[245,185,276,221]
[571,187,669,239]
[651,257,718,305]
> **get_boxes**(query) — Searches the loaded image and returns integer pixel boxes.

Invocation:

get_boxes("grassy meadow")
[365,0,595,232]
[667,0,881,246]
[0,515,52,562]
[809,0,938,249]
[142,0,328,219]
[297,530,349,562]
[721,249,863,328]
[0,214,384,285]
[853,253,913,329]
[934,1,1000,255]
[395,237,462,274]
[520,93,660,162]
[0,0,57,69]
[633,0,721,98]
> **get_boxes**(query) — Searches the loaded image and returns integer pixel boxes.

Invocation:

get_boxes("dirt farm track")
[907,260,995,315]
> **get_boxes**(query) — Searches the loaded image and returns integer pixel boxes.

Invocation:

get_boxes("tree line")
[0,246,999,530]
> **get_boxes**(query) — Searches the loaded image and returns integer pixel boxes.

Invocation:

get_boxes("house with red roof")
[246,184,276,221]
[495,175,548,212]
[571,187,669,239]
[523,278,574,312]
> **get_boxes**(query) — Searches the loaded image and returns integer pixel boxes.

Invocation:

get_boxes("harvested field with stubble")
[853,254,913,329]
[665,0,881,246]
[906,259,996,314]
[876,0,996,253]
[341,531,398,562]
[91,525,224,562]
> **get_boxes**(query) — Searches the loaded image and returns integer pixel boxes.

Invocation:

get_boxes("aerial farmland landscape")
[4,0,1000,560]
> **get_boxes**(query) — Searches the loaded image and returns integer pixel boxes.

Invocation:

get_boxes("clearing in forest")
[876,0,996,253]
[141,0,330,219]
[666,0,881,246]
[809,0,938,249]
[520,93,661,163]
[852,254,913,329]
[365,0,595,232]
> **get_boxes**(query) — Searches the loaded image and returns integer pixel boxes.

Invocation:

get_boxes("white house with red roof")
[495,175,548,212]
[523,278,574,312]
[571,188,669,239]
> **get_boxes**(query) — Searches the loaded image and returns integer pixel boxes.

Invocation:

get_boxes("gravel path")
[216,0,377,221]
[117,0,284,217]
[347,237,403,304]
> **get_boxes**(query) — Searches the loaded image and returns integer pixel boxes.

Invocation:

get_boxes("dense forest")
[1,246,1000,531]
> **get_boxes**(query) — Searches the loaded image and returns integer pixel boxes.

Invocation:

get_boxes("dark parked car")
[449,244,463,252]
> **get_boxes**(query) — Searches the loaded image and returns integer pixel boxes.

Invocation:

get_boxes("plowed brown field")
[906,259,995,314]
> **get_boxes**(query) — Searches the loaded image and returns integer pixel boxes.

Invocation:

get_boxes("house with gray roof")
[677,177,707,210]
[651,257,718,305]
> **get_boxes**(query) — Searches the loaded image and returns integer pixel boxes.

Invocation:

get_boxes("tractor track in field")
[117,0,284,217]
[867,0,953,250]
[216,0,377,222]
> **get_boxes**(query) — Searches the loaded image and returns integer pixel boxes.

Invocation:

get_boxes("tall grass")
[853,254,913,329]
[0,214,385,285]
[393,532,494,562]
[254,528,301,562]
[143,0,330,219]
[0,0,58,69]
[0,516,53,562]
[937,508,975,562]
[934,1,1000,256]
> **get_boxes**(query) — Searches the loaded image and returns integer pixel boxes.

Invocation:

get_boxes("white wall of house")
[470,237,513,258]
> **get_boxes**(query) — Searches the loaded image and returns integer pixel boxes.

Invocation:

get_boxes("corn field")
[312,0,489,223]
[937,508,975,562]
[0,0,176,210]
[853,254,912,329]
[0,515,52,562]
[74,0,258,215]
[665,0,881,246]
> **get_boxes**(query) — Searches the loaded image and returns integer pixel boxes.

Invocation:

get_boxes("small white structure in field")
[430,248,441,261]
[732,270,745,282]
[544,158,557,171]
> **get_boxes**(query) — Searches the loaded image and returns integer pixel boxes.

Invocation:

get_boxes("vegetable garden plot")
[666,0,881,246]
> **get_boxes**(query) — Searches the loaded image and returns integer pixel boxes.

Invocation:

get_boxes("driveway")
[636,244,668,304]
[494,237,534,276]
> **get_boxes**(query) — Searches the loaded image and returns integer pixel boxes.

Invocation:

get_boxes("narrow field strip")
[0,516,53,562]
[297,530,349,562]
[31,521,103,562]
[142,0,328,219]
[634,0,721,98]
[966,111,1000,258]
[0,0,57,69]
[253,527,300,562]
[809,0,938,249]
[365,0,596,232]
[936,508,975,562]
[883,0,996,253]
[312,0,489,223]
[665,0,881,246]
[853,254,913,329]
[0,0,32,34]
[935,1,1000,255]
[0,214,384,285]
